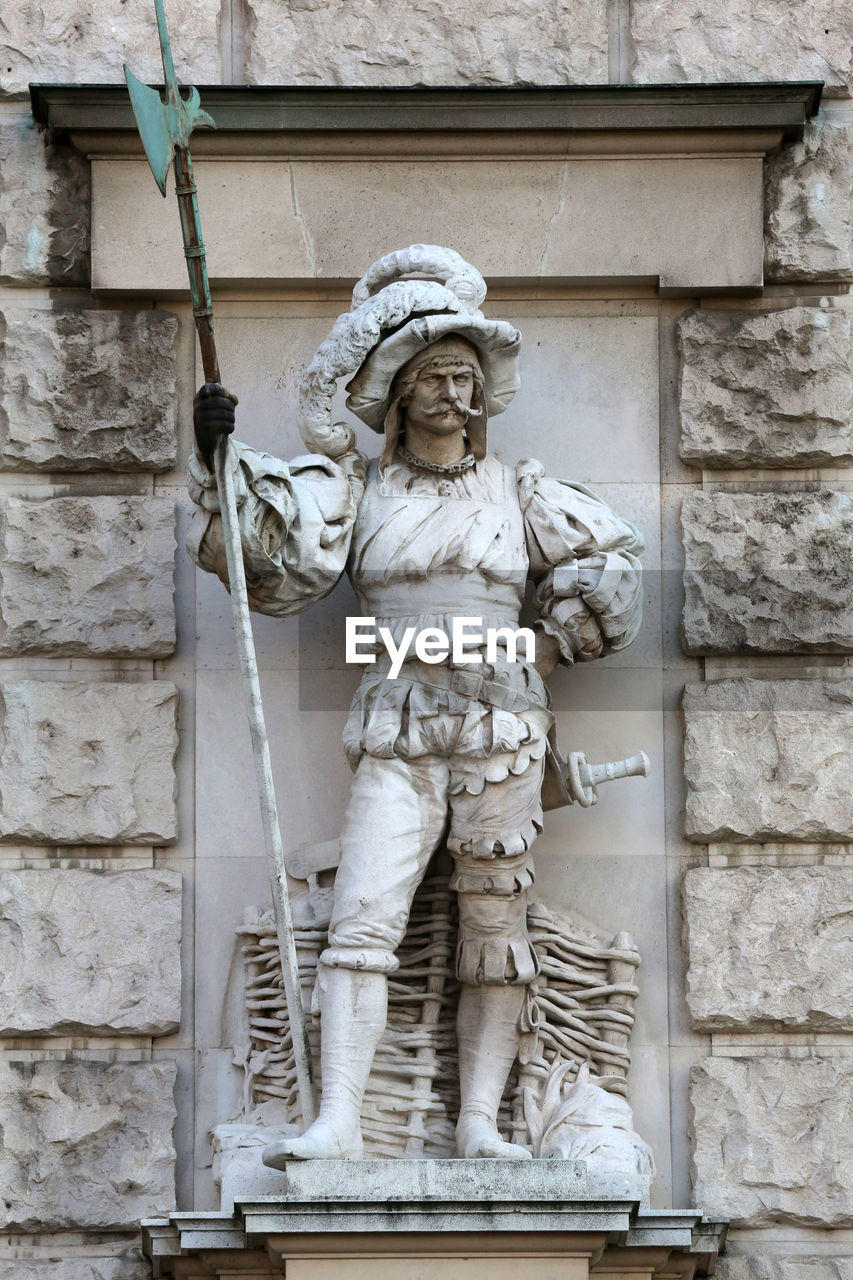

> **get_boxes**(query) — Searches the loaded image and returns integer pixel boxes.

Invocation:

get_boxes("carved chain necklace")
[396,444,476,475]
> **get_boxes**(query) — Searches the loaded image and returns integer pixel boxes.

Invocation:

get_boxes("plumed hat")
[298,244,521,458]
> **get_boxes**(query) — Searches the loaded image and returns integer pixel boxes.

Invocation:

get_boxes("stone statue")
[188,245,645,1164]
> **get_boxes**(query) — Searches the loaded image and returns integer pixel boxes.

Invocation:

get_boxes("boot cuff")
[456,937,540,986]
[319,947,400,974]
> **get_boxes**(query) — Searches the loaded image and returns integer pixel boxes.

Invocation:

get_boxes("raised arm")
[187,382,365,616]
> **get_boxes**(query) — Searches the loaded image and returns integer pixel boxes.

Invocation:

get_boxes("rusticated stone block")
[0,120,88,286]
[684,867,853,1030]
[682,491,853,653]
[715,1259,853,1280]
[0,1059,176,1230]
[691,1056,853,1226]
[678,308,853,468]
[0,308,177,471]
[0,869,181,1035]
[1,0,220,95]
[243,0,607,86]
[0,681,178,844]
[0,1257,149,1280]
[629,1,853,96]
[0,496,176,657]
[765,119,853,282]
[683,679,853,842]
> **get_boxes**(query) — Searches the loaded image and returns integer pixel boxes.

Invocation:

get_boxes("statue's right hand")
[193,381,238,469]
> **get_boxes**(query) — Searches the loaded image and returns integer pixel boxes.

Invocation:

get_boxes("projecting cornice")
[30,81,822,294]
[30,82,822,159]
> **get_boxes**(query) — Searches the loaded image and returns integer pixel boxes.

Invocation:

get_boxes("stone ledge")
[31,83,822,148]
[143,1169,726,1278]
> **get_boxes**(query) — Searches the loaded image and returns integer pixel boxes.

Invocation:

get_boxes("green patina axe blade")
[123,67,173,194]
[123,0,215,196]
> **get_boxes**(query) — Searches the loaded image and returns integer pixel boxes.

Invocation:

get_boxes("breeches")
[320,753,544,986]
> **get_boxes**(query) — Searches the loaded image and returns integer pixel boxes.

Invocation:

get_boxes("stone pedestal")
[143,1160,725,1280]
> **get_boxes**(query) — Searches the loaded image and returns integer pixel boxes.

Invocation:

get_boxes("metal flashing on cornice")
[30,82,823,157]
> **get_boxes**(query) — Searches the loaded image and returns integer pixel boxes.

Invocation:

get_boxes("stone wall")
[3,0,852,90]
[0,0,852,1277]
[0,21,186,1268]
[664,9,853,1276]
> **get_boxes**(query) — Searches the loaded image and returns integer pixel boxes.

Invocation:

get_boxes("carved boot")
[455,983,532,1160]
[262,966,387,1165]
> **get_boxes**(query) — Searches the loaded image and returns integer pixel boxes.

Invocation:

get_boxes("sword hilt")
[566,749,650,807]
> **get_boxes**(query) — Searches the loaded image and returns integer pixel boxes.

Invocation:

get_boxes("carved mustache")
[421,399,484,418]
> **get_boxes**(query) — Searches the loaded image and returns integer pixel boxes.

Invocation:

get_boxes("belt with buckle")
[393,662,539,716]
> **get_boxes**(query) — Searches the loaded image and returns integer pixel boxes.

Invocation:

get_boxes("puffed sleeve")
[518,459,645,665]
[187,440,366,616]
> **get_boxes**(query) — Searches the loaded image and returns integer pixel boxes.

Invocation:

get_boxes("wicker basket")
[235,854,640,1156]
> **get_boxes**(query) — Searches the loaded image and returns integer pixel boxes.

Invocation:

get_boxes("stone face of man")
[403,363,475,437]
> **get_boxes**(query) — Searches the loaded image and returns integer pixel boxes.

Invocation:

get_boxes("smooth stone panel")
[203,308,660,486]
[678,307,853,468]
[0,1058,176,1230]
[538,158,762,293]
[243,0,608,86]
[681,491,853,653]
[691,1055,853,1226]
[765,119,853,282]
[0,0,221,94]
[0,118,88,286]
[0,681,179,844]
[629,0,853,96]
[0,496,176,656]
[91,157,763,293]
[293,1259,584,1280]
[0,869,181,1035]
[0,307,178,471]
[194,669,359,863]
[491,316,660,484]
[684,866,853,1030]
[683,678,853,842]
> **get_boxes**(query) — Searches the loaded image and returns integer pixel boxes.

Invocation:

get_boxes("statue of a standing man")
[188,246,644,1163]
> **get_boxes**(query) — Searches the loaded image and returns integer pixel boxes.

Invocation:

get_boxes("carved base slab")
[144,1158,725,1280]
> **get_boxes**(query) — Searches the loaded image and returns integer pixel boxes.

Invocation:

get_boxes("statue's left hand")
[193,381,238,470]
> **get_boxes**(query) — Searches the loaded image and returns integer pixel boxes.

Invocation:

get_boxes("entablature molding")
[29,82,822,296]
[31,82,822,161]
